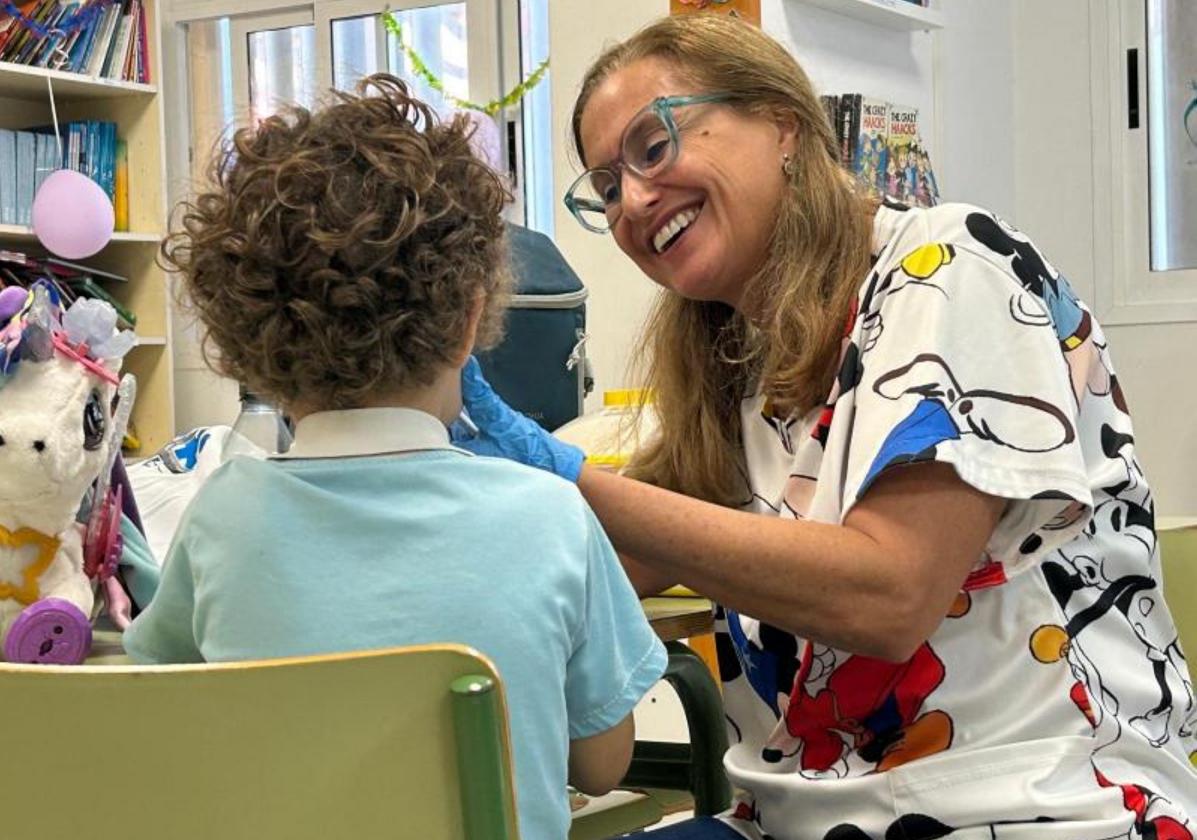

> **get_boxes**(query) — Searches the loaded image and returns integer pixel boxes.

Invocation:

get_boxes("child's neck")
[290,367,462,426]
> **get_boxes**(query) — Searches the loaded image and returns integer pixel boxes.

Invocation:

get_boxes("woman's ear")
[452,291,487,367]
[774,110,800,156]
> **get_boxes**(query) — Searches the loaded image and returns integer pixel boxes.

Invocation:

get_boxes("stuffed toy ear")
[62,299,136,365]
[17,284,57,363]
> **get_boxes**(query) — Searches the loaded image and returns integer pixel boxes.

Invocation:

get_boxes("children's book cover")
[884,103,919,204]
[855,97,889,197]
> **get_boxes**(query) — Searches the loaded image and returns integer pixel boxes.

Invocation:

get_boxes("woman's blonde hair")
[571,14,875,506]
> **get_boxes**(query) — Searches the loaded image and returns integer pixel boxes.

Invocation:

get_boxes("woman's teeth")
[653,207,700,254]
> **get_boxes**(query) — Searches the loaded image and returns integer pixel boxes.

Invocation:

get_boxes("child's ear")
[453,291,487,367]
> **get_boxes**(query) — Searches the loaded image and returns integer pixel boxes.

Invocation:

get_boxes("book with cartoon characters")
[854,97,889,198]
[824,94,940,207]
[884,104,923,205]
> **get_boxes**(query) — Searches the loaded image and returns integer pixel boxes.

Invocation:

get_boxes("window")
[173,0,553,233]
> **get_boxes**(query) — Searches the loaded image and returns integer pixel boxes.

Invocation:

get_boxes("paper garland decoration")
[380,10,549,118]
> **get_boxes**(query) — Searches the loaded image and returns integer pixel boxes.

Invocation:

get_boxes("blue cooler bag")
[476,225,591,431]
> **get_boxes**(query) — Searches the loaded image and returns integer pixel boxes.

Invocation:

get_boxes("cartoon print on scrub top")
[963,212,1197,840]
[964,212,1112,406]
[720,204,1195,838]
[859,239,1077,495]
[757,618,960,778]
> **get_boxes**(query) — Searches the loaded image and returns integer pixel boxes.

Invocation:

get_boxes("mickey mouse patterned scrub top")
[717,202,1197,840]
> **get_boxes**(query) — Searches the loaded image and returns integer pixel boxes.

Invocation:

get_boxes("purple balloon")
[31,169,115,259]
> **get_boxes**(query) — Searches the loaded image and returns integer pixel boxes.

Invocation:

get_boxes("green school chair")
[1158,525,1197,769]
[1160,526,1197,679]
[0,644,518,840]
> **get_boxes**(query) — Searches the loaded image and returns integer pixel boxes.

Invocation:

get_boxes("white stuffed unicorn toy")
[0,281,135,664]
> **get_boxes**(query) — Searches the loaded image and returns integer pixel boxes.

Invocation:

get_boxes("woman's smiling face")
[578,57,795,309]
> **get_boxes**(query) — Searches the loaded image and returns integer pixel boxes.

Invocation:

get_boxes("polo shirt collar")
[273,407,469,460]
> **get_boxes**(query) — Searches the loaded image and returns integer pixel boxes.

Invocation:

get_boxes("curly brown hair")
[161,74,513,412]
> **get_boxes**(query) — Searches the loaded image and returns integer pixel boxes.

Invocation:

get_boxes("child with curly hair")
[124,75,666,840]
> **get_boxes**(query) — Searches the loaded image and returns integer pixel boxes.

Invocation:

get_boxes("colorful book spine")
[0,0,150,80]
[113,137,128,231]
[14,131,35,226]
[0,130,15,225]
[837,93,862,169]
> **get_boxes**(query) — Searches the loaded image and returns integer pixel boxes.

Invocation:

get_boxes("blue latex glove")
[452,357,584,482]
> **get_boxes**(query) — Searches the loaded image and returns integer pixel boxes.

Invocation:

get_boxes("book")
[102,0,133,79]
[87,2,121,77]
[818,94,840,139]
[113,138,128,231]
[0,130,15,225]
[46,256,128,283]
[134,0,147,82]
[14,132,36,227]
[837,93,862,169]
[854,97,889,196]
[0,0,148,80]
[824,93,941,207]
[33,133,56,198]
[885,103,925,205]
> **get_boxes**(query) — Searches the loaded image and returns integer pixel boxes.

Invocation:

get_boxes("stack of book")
[820,93,940,208]
[0,0,151,83]
[0,120,127,229]
[0,247,135,327]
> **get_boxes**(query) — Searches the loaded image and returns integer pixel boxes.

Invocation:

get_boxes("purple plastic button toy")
[4,599,93,665]
[0,286,27,323]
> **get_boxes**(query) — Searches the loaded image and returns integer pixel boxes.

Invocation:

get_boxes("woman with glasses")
[456,13,1196,840]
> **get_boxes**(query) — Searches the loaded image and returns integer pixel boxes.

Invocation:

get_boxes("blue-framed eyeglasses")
[564,93,735,233]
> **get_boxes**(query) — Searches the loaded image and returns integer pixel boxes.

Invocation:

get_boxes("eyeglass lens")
[572,107,677,229]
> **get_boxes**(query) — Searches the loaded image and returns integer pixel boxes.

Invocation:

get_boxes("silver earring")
[782,153,797,177]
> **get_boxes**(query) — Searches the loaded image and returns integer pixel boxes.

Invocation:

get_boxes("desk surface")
[642,596,714,643]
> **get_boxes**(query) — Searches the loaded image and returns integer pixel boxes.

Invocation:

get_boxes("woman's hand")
[452,357,585,482]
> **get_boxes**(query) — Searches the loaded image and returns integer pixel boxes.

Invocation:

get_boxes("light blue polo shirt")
[124,407,667,840]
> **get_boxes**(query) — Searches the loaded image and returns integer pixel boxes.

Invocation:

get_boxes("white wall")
[547,0,669,407]
[1012,0,1197,516]
[935,0,1014,217]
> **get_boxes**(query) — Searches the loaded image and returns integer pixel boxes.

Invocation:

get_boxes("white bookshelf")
[790,0,943,32]
[0,223,160,243]
[0,61,157,99]
[0,0,175,456]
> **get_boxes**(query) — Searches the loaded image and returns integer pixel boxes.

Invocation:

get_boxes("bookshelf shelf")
[0,224,161,243]
[0,61,157,102]
[0,0,175,456]
[791,0,943,31]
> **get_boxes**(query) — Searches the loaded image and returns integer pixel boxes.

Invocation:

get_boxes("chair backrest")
[0,644,518,840]
[1159,526,1197,678]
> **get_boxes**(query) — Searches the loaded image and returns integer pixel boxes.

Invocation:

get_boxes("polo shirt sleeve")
[123,527,203,663]
[564,505,668,740]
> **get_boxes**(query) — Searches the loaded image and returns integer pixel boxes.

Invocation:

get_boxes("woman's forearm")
[577,463,1003,661]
